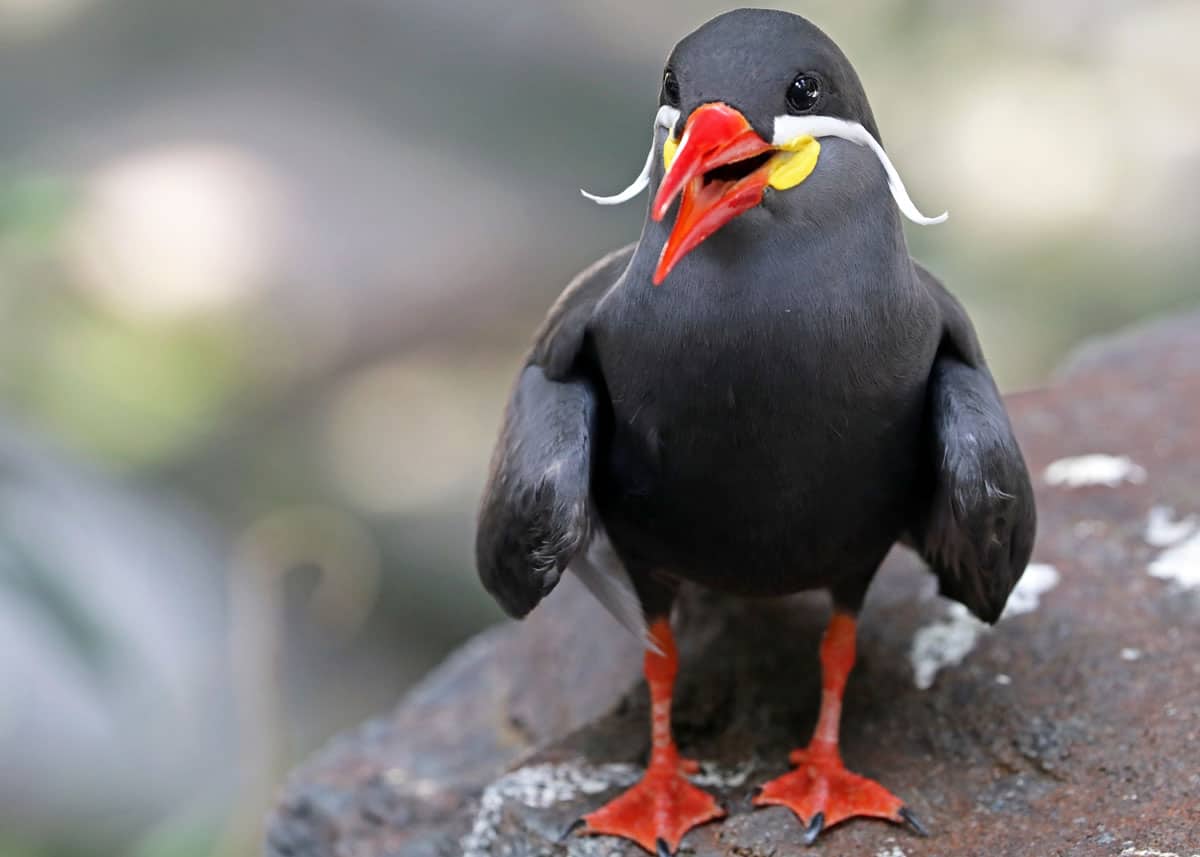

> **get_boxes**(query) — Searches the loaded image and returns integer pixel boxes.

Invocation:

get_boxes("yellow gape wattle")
[767,136,820,191]
[661,133,819,191]
[662,135,679,171]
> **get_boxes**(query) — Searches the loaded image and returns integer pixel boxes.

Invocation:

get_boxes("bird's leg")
[576,617,724,855]
[753,611,926,843]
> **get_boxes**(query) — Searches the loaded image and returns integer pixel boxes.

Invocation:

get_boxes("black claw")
[558,817,585,842]
[803,811,825,846]
[656,837,672,857]
[899,806,929,837]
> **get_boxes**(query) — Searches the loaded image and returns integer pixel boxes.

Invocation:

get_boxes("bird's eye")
[786,74,822,113]
[662,70,681,107]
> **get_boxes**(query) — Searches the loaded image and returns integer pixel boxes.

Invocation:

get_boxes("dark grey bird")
[476,9,1036,855]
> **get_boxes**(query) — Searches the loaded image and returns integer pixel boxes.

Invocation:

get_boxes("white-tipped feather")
[580,105,680,205]
[569,527,660,653]
[773,114,948,225]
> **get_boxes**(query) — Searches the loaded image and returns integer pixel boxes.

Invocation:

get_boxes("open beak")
[651,102,819,285]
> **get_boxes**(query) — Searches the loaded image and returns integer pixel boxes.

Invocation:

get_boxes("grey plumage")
[476,364,596,618]
[475,8,1035,637]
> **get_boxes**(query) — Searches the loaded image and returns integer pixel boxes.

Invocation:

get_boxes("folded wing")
[911,264,1037,623]
[475,245,634,619]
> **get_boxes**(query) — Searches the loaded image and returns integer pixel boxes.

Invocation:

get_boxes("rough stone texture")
[266,312,1200,857]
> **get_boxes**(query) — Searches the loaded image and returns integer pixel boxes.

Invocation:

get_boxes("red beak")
[651,102,774,285]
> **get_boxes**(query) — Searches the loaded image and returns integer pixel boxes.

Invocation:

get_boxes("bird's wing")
[475,244,635,620]
[909,263,1037,623]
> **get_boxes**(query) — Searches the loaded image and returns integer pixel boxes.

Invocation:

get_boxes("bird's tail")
[569,527,660,654]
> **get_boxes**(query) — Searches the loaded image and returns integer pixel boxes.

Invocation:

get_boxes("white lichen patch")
[1142,506,1200,592]
[1145,505,1199,548]
[1043,454,1147,488]
[911,563,1060,689]
[460,759,752,856]
[1120,849,1200,857]
[876,845,908,857]
[1001,563,1061,618]
[1148,530,1200,590]
[460,762,638,857]
[1120,648,1142,662]
[910,603,986,690]
[690,759,756,789]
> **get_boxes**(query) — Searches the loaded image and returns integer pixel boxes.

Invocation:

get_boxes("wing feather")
[475,245,635,621]
[911,263,1037,622]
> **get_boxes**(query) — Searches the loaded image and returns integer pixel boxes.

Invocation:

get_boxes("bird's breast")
[587,256,940,590]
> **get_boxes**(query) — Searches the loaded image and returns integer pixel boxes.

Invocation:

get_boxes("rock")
[266,312,1200,857]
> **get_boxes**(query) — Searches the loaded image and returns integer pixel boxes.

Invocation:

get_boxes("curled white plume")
[581,105,680,205]
[773,114,948,225]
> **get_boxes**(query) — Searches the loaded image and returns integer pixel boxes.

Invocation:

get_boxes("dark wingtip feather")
[475,366,597,619]
[918,356,1037,624]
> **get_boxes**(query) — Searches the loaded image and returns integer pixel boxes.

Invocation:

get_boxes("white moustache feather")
[772,114,947,225]
[580,105,680,204]
[581,106,947,227]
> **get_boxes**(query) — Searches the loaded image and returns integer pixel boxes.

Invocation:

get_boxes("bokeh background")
[0,1,1197,855]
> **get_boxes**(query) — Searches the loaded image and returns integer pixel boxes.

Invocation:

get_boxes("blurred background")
[0,1,1196,855]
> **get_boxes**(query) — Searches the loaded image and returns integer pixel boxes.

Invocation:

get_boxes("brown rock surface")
[266,312,1200,857]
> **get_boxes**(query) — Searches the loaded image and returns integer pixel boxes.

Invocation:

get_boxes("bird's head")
[583,9,946,285]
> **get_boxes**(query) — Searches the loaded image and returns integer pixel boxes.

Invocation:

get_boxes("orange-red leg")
[753,612,926,843]
[576,618,724,854]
